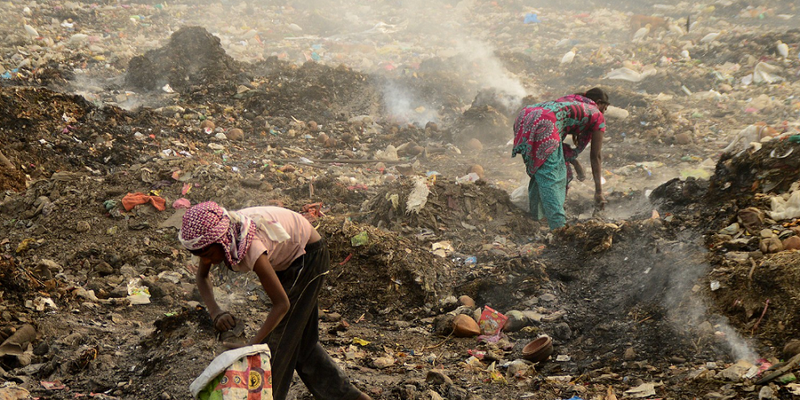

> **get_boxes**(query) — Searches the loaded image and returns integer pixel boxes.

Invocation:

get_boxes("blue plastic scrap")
[524,13,541,24]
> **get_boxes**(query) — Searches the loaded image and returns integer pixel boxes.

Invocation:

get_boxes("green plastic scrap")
[350,231,369,247]
[103,200,117,211]
[789,135,800,144]
[779,372,797,384]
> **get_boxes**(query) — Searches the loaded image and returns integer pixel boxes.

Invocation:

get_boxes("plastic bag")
[406,177,430,214]
[510,176,530,212]
[770,185,800,220]
[190,344,272,399]
[350,231,369,247]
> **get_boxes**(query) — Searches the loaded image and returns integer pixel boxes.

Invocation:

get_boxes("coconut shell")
[783,236,800,251]
[466,138,483,152]
[467,164,484,180]
[200,120,215,133]
[452,314,480,337]
[458,295,475,308]
[227,128,244,141]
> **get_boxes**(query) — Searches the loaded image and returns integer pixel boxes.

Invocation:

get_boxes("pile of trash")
[126,26,244,93]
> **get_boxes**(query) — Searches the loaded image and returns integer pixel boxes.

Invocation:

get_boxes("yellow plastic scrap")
[352,338,370,346]
[489,370,508,384]
[16,238,36,253]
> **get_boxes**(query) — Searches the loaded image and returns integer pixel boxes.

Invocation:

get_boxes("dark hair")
[583,88,609,105]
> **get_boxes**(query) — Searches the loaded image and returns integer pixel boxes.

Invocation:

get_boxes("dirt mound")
[0,87,165,184]
[126,26,243,93]
[241,61,381,123]
[317,216,454,318]
[541,219,747,372]
[698,29,800,66]
[709,139,800,204]
[362,178,539,250]
[450,105,511,146]
[707,250,800,349]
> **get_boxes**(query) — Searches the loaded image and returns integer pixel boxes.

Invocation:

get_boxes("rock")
[604,106,629,120]
[423,389,445,400]
[372,355,395,369]
[507,359,531,378]
[452,314,480,337]
[760,229,775,238]
[783,339,800,358]
[94,261,114,276]
[433,314,455,336]
[783,236,800,250]
[30,341,49,358]
[724,252,750,263]
[396,164,416,176]
[119,265,138,278]
[466,165,484,180]
[503,310,528,332]
[458,295,475,308]
[62,332,84,347]
[321,312,341,322]
[226,128,244,141]
[738,207,764,234]
[0,384,30,400]
[241,178,262,188]
[439,296,458,310]
[675,132,692,145]
[38,259,63,273]
[717,360,755,381]
[623,347,636,360]
[426,369,453,385]
[142,279,165,300]
[466,138,483,152]
[760,237,783,254]
[540,293,556,302]
[109,283,128,298]
[76,221,91,233]
[719,223,740,235]
[447,385,468,400]
[521,310,543,323]
[551,322,572,341]
[759,385,774,400]
[697,321,715,336]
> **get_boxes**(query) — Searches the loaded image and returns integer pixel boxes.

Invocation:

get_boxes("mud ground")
[1,0,800,399]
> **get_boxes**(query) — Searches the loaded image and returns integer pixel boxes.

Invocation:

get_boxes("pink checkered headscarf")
[179,201,256,267]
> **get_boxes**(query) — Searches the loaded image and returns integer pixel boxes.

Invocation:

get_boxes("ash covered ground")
[1,0,800,399]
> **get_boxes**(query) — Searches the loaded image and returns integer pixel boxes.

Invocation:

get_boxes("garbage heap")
[126,26,243,93]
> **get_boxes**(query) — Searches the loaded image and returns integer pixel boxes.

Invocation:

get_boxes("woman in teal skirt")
[511,88,609,229]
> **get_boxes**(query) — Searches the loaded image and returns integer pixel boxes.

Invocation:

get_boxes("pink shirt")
[233,207,316,272]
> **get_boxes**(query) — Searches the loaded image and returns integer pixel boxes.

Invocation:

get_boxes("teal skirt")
[527,144,567,229]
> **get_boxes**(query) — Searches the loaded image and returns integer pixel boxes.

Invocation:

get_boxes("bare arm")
[590,129,605,204]
[196,258,225,322]
[570,159,585,181]
[247,254,290,345]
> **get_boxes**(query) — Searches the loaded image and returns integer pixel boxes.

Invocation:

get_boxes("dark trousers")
[266,239,361,400]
